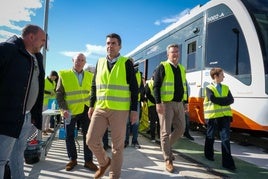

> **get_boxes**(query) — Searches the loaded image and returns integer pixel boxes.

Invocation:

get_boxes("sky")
[0,0,209,75]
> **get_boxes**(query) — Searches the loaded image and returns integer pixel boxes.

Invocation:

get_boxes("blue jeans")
[125,102,140,144]
[204,117,235,167]
[0,112,32,179]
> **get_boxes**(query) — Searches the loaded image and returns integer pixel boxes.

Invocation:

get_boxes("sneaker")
[132,142,141,149]
[94,157,111,178]
[65,160,77,171]
[84,161,98,171]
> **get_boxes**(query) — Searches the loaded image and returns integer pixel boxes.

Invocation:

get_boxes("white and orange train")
[127,0,268,132]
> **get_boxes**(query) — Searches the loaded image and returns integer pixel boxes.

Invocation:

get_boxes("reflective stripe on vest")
[95,57,130,110]
[59,70,93,115]
[203,84,232,119]
[160,61,187,102]
[43,78,56,105]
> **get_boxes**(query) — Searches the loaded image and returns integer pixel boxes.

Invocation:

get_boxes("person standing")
[203,67,236,171]
[183,107,194,140]
[0,24,46,178]
[42,70,58,135]
[144,75,160,143]
[56,53,98,172]
[153,43,187,173]
[183,82,194,140]
[124,58,144,149]
[86,33,138,179]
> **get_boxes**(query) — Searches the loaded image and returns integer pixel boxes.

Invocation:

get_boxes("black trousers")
[148,105,160,140]
[65,105,93,162]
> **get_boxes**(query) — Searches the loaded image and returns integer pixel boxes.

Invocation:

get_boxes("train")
[126,0,268,133]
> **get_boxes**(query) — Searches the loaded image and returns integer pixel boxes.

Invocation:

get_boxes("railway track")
[190,122,268,153]
[230,130,268,153]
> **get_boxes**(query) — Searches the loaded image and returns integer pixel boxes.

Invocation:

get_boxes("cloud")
[0,30,19,42]
[0,0,42,31]
[60,43,106,60]
[154,8,190,26]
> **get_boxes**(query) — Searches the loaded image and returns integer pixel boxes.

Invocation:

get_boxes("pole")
[42,0,49,71]
[38,0,49,141]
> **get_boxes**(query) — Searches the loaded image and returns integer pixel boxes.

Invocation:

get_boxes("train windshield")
[242,0,268,94]
[205,11,251,85]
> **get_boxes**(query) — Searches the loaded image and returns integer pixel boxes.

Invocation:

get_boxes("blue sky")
[0,0,209,75]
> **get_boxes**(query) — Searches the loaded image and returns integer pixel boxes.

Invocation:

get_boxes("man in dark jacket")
[0,24,46,178]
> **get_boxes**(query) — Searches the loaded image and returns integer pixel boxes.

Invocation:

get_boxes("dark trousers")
[148,105,160,140]
[204,117,235,167]
[184,113,191,135]
[102,128,109,146]
[65,105,93,162]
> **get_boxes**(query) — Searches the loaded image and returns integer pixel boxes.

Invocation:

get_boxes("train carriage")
[127,0,268,132]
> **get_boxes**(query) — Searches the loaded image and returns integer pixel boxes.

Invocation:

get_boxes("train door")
[185,37,205,125]
[136,58,148,80]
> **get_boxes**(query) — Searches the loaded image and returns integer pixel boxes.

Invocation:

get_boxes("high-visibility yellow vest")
[59,69,93,115]
[147,79,155,107]
[43,78,56,106]
[160,61,187,102]
[136,71,142,102]
[203,84,232,119]
[95,57,130,110]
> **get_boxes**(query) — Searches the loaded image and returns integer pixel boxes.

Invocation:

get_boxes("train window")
[187,41,197,70]
[242,0,268,93]
[147,51,166,80]
[205,15,251,85]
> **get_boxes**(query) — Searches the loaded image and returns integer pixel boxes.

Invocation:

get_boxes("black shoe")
[132,141,141,149]
[124,142,129,148]
[103,144,111,151]
[205,156,214,161]
[223,165,236,171]
[184,133,194,141]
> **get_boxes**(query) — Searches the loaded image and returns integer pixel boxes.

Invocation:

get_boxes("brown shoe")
[65,160,77,171]
[43,131,48,136]
[166,160,174,173]
[47,128,54,133]
[84,161,98,171]
[94,157,111,178]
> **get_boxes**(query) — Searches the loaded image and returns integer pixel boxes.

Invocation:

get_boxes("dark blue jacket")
[0,35,45,138]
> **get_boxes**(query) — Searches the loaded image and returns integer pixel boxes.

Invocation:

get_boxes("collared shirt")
[167,60,178,67]
[212,82,222,95]
[73,69,84,86]
[107,54,120,64]
[107,54,120,71]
